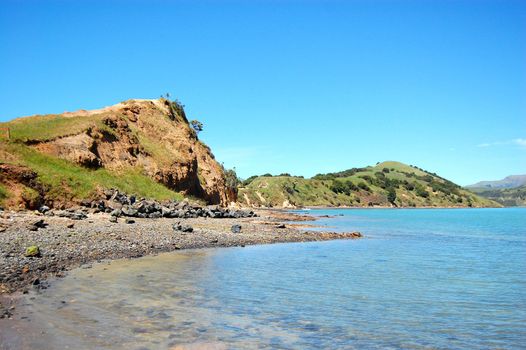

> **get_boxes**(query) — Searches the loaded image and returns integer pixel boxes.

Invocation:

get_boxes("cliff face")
[0,99,235,208]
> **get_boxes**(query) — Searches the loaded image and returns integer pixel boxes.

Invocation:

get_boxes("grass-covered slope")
[239,161,499,208]
[0,143,180,208]
[468,185,526,207]
[0,98,232,209]
[5,113,106,143]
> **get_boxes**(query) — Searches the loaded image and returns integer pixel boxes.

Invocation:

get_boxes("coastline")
[0,209,361,318]
[280,205,504,209]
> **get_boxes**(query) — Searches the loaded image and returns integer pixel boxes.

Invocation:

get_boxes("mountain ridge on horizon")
[466,175,526,189]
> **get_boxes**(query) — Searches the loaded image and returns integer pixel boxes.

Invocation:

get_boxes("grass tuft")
[0,183,8,205]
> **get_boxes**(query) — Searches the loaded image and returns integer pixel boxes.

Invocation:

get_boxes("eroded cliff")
[0,99,235,209]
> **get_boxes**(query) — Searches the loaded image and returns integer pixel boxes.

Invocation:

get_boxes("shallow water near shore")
[3,208,526,349]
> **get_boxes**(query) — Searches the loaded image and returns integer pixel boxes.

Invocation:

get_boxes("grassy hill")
[0,98,234,209]
[238,161,499,208]
[468,185,526,207]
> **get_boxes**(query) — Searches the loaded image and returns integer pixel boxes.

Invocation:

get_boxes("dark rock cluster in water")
[77,189,257,220]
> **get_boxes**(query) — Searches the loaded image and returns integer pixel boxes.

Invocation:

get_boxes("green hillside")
[469,185,526,207]
[238,161,499,208]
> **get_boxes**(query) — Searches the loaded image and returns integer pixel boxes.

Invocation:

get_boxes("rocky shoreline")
[0,205,361,319]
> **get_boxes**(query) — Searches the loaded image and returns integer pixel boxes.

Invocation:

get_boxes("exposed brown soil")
[2,99,236,208]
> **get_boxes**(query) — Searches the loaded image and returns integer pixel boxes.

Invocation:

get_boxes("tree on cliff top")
[221,164,240,192]
[190,120,203,134]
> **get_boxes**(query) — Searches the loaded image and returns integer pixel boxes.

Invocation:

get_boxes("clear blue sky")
[1,0,525,185]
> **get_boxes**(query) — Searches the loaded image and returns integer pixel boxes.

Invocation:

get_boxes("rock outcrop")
[3,99,235,207]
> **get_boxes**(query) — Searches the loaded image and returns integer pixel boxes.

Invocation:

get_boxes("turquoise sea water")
[6,208,526,349]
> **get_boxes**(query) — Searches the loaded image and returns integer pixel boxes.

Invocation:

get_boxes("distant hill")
[469,185,526,207]
[467,175,526,189]
[238,161,499,208]
[0,99,235,209]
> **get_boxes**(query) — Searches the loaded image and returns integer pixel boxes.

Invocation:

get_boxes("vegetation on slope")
[0,143,182,209]
[4,113,106,143]
[0,98,232,209]
[0,183,8,205]
[239,161,498,208]
[469,185,526,207]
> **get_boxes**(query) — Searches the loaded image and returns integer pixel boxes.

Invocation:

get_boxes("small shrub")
[416,187,429,198]
[223,168,240,191]
[358,182,370,192]
[190,120,203,134]
[242,175,258,186]
[283,183,296,194]
[330,179,347,194]
[387,187,396,204]
[360,175,374,185]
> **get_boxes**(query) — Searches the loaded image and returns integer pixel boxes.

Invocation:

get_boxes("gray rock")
[38,205,50,214]
[109,216,118,223]
[161,207,173,217]
[172,222,193,233]
[55,210,87,220]
[122,206,138,217]
[107,201,123,210]
[169,209,183,218]
[29,219,47,231]
[80,199,92,207]
[149,212,161,219]
[34,219,47,227]
[73,212,88,220]
[103,189,114,199]
[110,209,122,217]
[135,201,148,213]
[175,200,189,210]
[231,224,242,233]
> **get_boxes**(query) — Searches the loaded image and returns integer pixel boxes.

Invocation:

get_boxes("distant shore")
[260,205,504,210]
[0,209,361,317]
